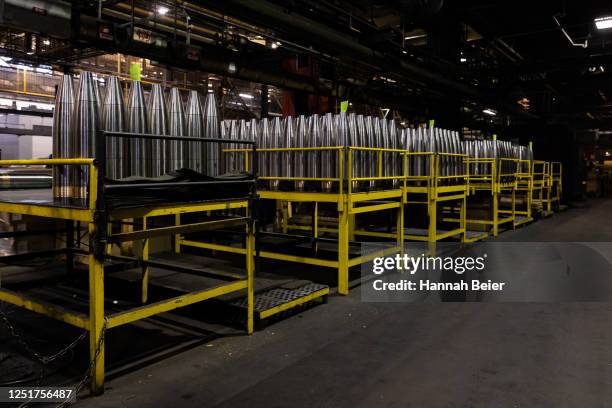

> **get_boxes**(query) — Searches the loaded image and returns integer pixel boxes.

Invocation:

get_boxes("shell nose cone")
[127,81,148,177]
[72,71,100,199]
[102,76,127,179]
[186,90,205,172]
[102,76,126,132]
[167,87,186,172]
[52,74,75,198]
[203,92,220,175]
[147,83,169,176]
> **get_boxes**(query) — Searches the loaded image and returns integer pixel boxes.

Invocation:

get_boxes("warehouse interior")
[0,0,611,406]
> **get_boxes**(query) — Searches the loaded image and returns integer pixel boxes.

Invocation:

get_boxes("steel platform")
[231,282,329,324]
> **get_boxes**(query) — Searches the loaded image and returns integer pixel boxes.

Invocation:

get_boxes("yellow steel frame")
[531,160,548,216]
[0,159,255,395]
[185,146,405,295]
[537,161,556,214]
[403,152,477,247]
[542,161,562,212]
[507,159,533,227]
[466,157,517,237]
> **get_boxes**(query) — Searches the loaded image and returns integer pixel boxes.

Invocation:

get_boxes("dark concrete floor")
[45,199,612,406]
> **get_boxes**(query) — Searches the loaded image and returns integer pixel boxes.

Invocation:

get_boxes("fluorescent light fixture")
[157,6,169,15]
[239,93,254,99]
[404,34,427,40]
[42,39,50,46]
[482,109,497,116]
[460,57,467,63]
[595,16,612,30]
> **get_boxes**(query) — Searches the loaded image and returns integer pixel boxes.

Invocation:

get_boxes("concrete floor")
[19,200,612,407]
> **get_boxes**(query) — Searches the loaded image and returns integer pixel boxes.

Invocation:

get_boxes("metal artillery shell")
[335,113,349,181]
[364,116,376,189]
[168,88,186,173]
[355,114,366,179]
[203,92,220,176]
[269,117,282,190]
[166,88,189,171]
[237,119,248,172]
[387,120,399,186]
[347,113,360,190]
[320,113,335,192]
[283,116,295,178]
[259,118,271,178]
[126,80,148,177]
[102,76,127,179]
[224,119,239,174]
[308,114,321,179]
[148,84,168,176]
[71,71,99,199]
[294,115,307,190]
[186,90,204,172]
[52,74,74,198]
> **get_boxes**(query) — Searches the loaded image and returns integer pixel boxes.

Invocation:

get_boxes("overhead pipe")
[194,0,480,98]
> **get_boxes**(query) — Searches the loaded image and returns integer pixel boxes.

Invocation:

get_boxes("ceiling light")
[404,34,426,40]
[42,39,50,46]
[595,16,612,30]
[157,6,169,15]
[239,93,254,99]
[482,109,497,116]
[460,57,467,63]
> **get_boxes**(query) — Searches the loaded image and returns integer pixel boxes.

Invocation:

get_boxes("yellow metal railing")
[226,146,407,194]
[0,158,98,209]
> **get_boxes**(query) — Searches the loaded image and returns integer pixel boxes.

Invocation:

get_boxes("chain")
[1,307,108,408]
[52,319,107,408]
[0,308,87,365]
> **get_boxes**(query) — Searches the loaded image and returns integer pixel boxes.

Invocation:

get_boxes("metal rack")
[0,131,258,395]
[181,146,405,295]
[403,152,483,249]
[506,158,533,227]
[545,161,562,212]
[466,157,517,237]
[531,160,548,217]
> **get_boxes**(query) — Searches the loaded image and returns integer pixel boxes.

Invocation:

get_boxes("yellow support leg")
[461,196,467,242]
[337,200,349,295]
[106,224,112,255]
[396,204,405,254]
[314,202,318,237]
[428,196,437,256]
[246,219,255,334]
[88,222,105,395]
[141,216,149,304]
[493,191,499,237]
[281,200,289,234]
[174,214,181,253]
